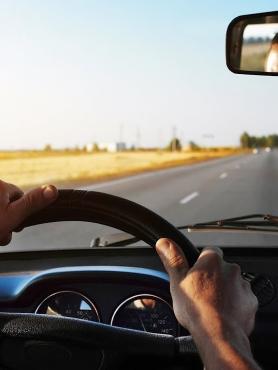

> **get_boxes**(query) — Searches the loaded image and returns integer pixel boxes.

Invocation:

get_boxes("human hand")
[155,238,257,338]
[0,180,58,245]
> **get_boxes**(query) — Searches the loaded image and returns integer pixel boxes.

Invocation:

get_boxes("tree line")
[240,132,278,148]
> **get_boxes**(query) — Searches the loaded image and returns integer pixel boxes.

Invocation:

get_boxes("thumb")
[7,185,58,230]
[156,238,189,283]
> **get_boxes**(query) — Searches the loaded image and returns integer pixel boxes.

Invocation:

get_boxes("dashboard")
[0,246,278,369]
[1,265,184,337]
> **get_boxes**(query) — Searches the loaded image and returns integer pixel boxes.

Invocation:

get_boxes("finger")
[242,278,258,309]
[242,277,252,292]
[0,233,12,246]
[194,247,224,269]
[7,184,24,202]
[0,180,10,207]
[7,185,58,230]
[201,246,223,258]
[156,238,189,283]
[0,181,24,206]
[13,226,24,233]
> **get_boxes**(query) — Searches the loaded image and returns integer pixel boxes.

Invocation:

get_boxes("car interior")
[0,5,278,370]
[0,189,277,370]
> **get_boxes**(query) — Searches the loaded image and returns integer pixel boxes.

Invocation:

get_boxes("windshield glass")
[1,1,278,252]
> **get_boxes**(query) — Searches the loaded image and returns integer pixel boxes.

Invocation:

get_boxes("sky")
[244,24,278,39]
[0,0,278,149]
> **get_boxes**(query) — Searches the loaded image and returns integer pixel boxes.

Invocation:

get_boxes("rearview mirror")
[226,11,278,75]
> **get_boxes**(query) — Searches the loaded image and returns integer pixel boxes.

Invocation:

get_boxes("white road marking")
[180,192,199,205]
[219,172,227,179]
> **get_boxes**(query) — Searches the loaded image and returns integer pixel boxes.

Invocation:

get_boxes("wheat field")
[0,149,239,189]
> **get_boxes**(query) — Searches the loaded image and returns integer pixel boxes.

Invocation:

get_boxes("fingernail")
[156,238,171,256]
[42,185,56,200]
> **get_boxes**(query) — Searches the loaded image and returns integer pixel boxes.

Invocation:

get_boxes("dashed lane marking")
[219,172,228,179]
[180,192,199,205]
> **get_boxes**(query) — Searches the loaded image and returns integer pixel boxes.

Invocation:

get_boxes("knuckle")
[230,262,241,275]
[167,254,186,269]
[200,250,222,266]
[22,194,32,212]
[242,279,251,290]
[205,252,223,270]
[211,252,222,264]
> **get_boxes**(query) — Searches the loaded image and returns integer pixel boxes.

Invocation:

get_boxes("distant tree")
[44,144,52,152]
[167,138,182,151]
[240,132,278,148]
[267,134,278,148]
[240,132,251,148]
[257,136,267,148]
[92,143,100,152]
[189,141,200,151]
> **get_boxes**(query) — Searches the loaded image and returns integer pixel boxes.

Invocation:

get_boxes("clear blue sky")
[0,1,277,149]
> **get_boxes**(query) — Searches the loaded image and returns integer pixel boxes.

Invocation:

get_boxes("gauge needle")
[136,313,147,332]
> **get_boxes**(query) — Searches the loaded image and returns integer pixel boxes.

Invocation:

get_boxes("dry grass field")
[240,42,270,71]
[0,149,240,189]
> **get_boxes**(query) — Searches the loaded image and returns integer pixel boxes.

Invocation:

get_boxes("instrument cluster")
[35,290,179,336]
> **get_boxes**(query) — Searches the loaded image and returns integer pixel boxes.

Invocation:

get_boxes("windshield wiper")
[90,232,139,248]
[90,214,278,248]
[182,214,278,233]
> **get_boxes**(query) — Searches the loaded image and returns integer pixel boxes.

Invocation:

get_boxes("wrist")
[190,316,259,370]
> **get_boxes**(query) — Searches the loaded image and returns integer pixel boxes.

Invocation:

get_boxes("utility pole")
[172,126,177,151]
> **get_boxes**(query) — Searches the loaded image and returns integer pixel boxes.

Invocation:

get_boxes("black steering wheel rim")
[0,190,200,369]
[20,189,200,265]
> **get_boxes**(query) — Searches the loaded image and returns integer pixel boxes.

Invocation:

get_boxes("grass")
[240,42,270,71]
[0,148,241,190]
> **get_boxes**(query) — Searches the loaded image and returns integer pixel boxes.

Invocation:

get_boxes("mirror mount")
[226,11,278,76]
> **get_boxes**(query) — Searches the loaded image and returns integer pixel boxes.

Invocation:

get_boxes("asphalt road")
[8,150,278,251]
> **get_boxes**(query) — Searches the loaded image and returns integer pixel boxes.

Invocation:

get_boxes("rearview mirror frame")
[226,11,278,76]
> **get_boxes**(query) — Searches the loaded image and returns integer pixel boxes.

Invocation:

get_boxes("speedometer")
[35,290,100,322]
[111,294,179,336]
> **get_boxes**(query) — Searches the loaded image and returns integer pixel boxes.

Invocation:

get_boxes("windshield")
[1,1,278,252]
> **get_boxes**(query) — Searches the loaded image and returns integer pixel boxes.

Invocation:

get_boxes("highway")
[8,150,278,251]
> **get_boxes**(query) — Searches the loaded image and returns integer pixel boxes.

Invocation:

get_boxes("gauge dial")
[111,294,179,336]
[35,290,100,322]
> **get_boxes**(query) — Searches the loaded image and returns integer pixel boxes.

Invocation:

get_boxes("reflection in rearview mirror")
[226,12,278,75]
[242,24,278,72]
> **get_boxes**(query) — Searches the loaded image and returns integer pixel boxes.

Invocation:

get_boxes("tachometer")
[111,294,179,336]
[35,290,100,322]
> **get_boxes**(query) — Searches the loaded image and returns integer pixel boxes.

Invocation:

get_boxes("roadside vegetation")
[240,132,278,148]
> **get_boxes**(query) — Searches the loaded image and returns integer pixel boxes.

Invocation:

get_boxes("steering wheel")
[0,190,207,369]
